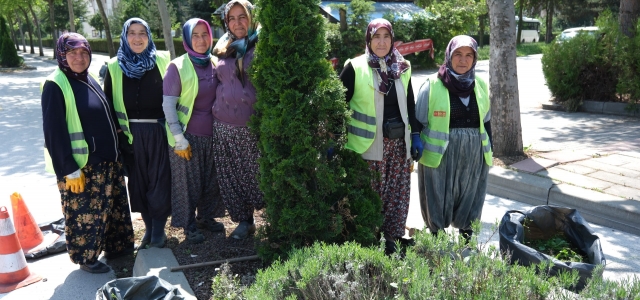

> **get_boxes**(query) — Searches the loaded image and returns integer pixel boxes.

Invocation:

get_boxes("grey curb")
[488,167,640,236]
[133,248,197,299]
[542,100,639,118]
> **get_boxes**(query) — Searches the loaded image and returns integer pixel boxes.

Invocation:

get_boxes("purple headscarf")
[437,35,478,98]
[365,18,409,95]
[56,33,91,82]
[182,18,213,66]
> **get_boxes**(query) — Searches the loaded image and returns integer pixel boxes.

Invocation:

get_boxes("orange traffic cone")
[0,206,42,293]
[9,193,44,253]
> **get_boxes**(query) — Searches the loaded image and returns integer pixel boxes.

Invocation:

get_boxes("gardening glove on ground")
[173,133,192,161]
[411,133,424,161]
[65,169,85,194]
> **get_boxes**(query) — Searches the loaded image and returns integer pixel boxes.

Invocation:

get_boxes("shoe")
[231,221,256,240]
[384,240,397,256]
[149,233,167,248]
[137,237,150,250]
[80,261,111,273]
[196,218,225,232]
[186,229,205,244]
[103,247,135,259]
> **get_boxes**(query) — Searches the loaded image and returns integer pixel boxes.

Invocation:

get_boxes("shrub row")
[542,11,640,111]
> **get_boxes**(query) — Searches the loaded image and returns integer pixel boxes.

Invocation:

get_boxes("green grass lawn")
[476,42,548,60]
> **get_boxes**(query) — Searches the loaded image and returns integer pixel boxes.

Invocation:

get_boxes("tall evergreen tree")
[0,15,21,67]
[251,0,382,259]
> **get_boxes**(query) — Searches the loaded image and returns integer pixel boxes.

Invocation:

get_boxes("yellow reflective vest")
[107,51,170,144]
[40,69,99,173]
[418,76,493,168]
[345,55,411,154]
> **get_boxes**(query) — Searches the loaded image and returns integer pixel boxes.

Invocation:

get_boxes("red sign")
[433,111,447,117]
[395,39,435,59]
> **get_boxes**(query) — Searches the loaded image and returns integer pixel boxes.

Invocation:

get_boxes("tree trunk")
[545,0,554,44]
[16,12,26,52]
[339,8,347,32]
[517,0,524,44]
[47,0,56,58]
[67,0,75,32]
[95,0,115,57]
[19,7,34,54]
[6,14,19,50]
[156,0,176,59]
[619,0,640,38]
[28,4,44,56]
[487,0,524,157]
[478,13,487,48]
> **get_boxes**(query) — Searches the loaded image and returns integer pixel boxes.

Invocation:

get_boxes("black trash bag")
[96,275,185,300]
[499,205,606,291]
[25,218,67,259]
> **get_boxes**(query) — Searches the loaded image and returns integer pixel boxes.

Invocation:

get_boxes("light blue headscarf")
[117,18,156,79]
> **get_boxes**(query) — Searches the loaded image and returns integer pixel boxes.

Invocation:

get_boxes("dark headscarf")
[182,18,213,66]
[56,33,91,82]
[437,35,478,98]
[365,18,410,95]
[117,18,156,79]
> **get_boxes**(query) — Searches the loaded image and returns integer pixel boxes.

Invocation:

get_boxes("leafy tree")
[94,0,115,57]
[252,0,382,260]
[118,0,176,38]
[40,0,86,35]
[0,15,21,67]
[89,11,104,38]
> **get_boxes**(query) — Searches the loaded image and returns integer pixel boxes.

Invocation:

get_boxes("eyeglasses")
[66,49,89,60]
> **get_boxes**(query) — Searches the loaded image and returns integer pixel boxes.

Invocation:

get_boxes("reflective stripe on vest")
[165,54,216,146]
[344,55,411,154]
[108,51,171,144]
[40,68,90,173]
[418,76,493,167]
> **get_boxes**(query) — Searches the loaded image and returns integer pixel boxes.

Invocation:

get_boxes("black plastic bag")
[96,275,185,300]
[25,218,67,259]
[499,205,606,291]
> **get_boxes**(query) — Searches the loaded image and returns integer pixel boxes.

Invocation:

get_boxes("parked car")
[555,26,599,43]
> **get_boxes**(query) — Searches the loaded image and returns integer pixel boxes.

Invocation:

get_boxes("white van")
[515,16,542,43]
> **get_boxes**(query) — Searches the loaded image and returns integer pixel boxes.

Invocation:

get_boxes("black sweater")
[41,75,119,179]
[103,65,165,120]
[339,62,422,133]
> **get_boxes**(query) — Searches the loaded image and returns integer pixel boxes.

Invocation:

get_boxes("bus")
[515,16,542,43]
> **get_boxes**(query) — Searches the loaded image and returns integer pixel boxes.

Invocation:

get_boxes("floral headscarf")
[365,18,410,95]
[437,35,478,98]
[56,33,91,82]
[212,0,260,59]
[117,18,156,79]
[182,18,214,66]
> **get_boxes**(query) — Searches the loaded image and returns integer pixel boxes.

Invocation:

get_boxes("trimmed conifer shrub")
[251,0,382,260]
[0,16,20,68]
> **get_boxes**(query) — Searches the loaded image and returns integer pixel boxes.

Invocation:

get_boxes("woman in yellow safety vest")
[415,35,493,243]
[41,33,134,273]
[103,18,172,250]
[162,18,225,244]
[339,18,424,255]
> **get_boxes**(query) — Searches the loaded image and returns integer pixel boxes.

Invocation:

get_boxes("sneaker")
[103,247,135,259]
[196,218,225,232]
[231,221,256,240]
[186,229,205,244]
[80,261,111,273]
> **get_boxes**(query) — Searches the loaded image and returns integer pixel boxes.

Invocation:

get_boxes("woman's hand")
[65,169,86,194]
[173,134,192,160]
[411,133,424,161]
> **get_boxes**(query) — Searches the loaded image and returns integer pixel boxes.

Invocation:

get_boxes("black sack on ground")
[499,205,606,291]
[95,275,185,300]
[25,218,67,259]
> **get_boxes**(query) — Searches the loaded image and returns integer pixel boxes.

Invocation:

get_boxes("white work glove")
[174,133,190,150]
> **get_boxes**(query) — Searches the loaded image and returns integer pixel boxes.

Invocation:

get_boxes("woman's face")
[227,4,249,39]
[127,23,149,54]
[451,46,475,74]
[370,28,392,58]
[191,23,211,54]
[66,48,90,73]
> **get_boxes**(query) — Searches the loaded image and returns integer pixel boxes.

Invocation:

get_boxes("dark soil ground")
[105,152,536,299]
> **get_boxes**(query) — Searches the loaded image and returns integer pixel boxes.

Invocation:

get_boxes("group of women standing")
[41,1,492,273]
[41,0,263,273]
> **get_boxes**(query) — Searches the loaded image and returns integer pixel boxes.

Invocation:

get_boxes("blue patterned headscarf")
[117,18,156,79]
